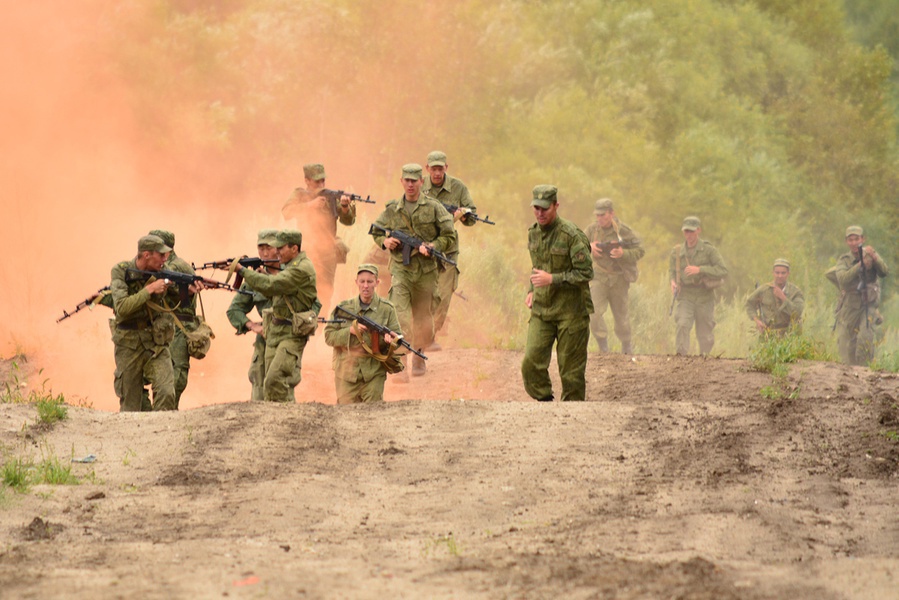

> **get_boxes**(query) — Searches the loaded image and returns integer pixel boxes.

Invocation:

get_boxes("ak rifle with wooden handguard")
[368,223,457,268]
[126,269,251,305]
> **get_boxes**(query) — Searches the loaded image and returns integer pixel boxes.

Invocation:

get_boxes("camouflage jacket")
[423,173,476,256]
[371,195,456,275]
[324,294,403,383]
[527,216,594,320]
[668,240,728,295]
[583,219,644,283]
[829,249,888,310]
[240,252,319,328]
[109,258,175,350]
[281,187,356,239]
[226,282,270,335]
[163,251,198,320]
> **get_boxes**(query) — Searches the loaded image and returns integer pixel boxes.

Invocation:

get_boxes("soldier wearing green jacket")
[584,198,644,354]
[149,229,198,408]
[828,225,888,365]
[324,264,403,404]
[109,235,178,412]
[370,163,456,379]
[422,150,476,350]
[522,185,594,402]
[281,163,355,313]
[669,216,728,355]
[231,230,319,402]
[226,229,295,401]
[745,258,804,335]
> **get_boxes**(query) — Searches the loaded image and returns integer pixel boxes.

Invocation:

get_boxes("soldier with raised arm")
[745,258,804,336]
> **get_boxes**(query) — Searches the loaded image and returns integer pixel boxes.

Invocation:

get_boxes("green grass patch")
[35,454,78,485]
[748,330,832,374]
[870,351,899,373]
[36,396,68,425]
[2,456,34,492]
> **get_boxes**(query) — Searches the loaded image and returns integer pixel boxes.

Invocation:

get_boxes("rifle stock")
[368,223,456,267]
[56,286,111,323]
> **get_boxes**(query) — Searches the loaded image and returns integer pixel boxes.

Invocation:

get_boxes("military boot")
[595,336,609,353]
[412,354,427,377]
[621,341,632,355]
[393,356,410,383]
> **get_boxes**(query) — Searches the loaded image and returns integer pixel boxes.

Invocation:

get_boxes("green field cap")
[257,229,279,246]
[148,229,175,248]
[427,151,447,166]
[681,216,701,231]
[773,258,790,269]
[594,198,614,215]
[357,263,379,277]
[275,229,303,248]
[532,185,558,208]
[138,234,172,254]
[845,225,863,237]
[303,163,326,181]
[402,163,423,180]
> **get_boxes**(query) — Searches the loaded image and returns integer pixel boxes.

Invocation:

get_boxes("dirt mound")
[1,350,897,598]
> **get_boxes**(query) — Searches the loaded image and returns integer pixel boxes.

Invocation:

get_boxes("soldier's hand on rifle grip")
[146,278,169,295]
[609,246,624,259]
[383,237,401,251]
[419,243,433,257]
[339,194,351,209]
[591,242,603,258]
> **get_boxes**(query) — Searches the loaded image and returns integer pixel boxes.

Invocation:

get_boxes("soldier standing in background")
[745,258,804,336]
[669,216,728,356]
[421,150,477,350]
[230,230,319,402]
[149,229,197,408]
[281,163,354,313]
[226,229,293,401]
[521,185,593,402]
[583,198,644,354]
[828,225,888,365]
[109,235,178,412]
[370,164,456,380]
[324,264,403,404]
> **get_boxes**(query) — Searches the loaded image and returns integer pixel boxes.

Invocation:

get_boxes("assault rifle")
[857,245,869,330]
[56,286,111,323]
[194,257,281,288]
[440,202,495,225]
[334,305,427,360]
[321,189,377,218]
[318,317,347,324]
[368,223,457,267]
[592,239,641,254]
[669,285,678,317]
[126,269,251,305]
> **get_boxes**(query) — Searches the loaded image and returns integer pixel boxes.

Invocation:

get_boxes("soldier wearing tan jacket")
[745,258,804,335]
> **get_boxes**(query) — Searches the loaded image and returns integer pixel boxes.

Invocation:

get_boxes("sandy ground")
[1,350,898,599]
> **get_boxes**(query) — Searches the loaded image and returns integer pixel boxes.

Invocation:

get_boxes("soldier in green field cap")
[583,198,644,354]
[149,229,199,408]
[281,163,355,313]
[228,229,320,402]
[669,216,728,355]
[370,163,455,380]
[226,229,295,401]
[422,150,477,351]
[324,263,404,403]
[827,225,888,365]
[745,258,804,336]
[521,185,594,402]
[109,234,179,412]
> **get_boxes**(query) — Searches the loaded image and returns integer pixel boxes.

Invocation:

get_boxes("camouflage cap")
[148,229,175,248]
[257,228,279,247]
[845,225,864,237]
[427,151,447,167]
[681,216,701,231]
[593,198,614,215]
[773,258,790,269]
[357,263,379,277]
[303,163,326,181]
[275,229,303,249]
[531,185,558,209]
[137,234,172,254]
[402,163,424,180]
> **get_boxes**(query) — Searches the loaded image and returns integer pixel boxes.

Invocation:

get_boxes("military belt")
[176,314,198,323]
[116,320,151,331]
[272,317,292,326]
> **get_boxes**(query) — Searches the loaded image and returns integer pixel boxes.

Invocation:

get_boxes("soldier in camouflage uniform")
[745,258,804,335]
[828,225,888,365]
[422,150,477,350]
[109,235,178,412]
[226,229,295,401]
[231,230,319,402]
[522,185,594,402]
[281,163,355,313]
[370,164,455,379]
[149,229,197,408]
[669,216,728,355]
[583,198,644,354]
[324,264,404,404]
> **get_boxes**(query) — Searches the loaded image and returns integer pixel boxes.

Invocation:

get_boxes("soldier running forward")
[370,164,455,379]
[281,163,355,313]
[109,235,180,412]
[521,185,594,402]
[324,264,404,403]
[745,258,804,336]
[583,198,644,354]
[827,225,888,365]
[422,150,477,350]
[229,230,320,402]
[669,216,728,355]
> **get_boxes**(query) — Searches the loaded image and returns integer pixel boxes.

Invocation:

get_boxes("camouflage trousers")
[589,276,632,349]
[249,333,295,402]
[674,292,716,355]
[836,307,878,366]
[114,343,175,412]
[432,264,458,334]
[335,373,387,405]
[389,268,438,353]
[521,314,590,401]
[169,325,194,409]
[262,328,308,403]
